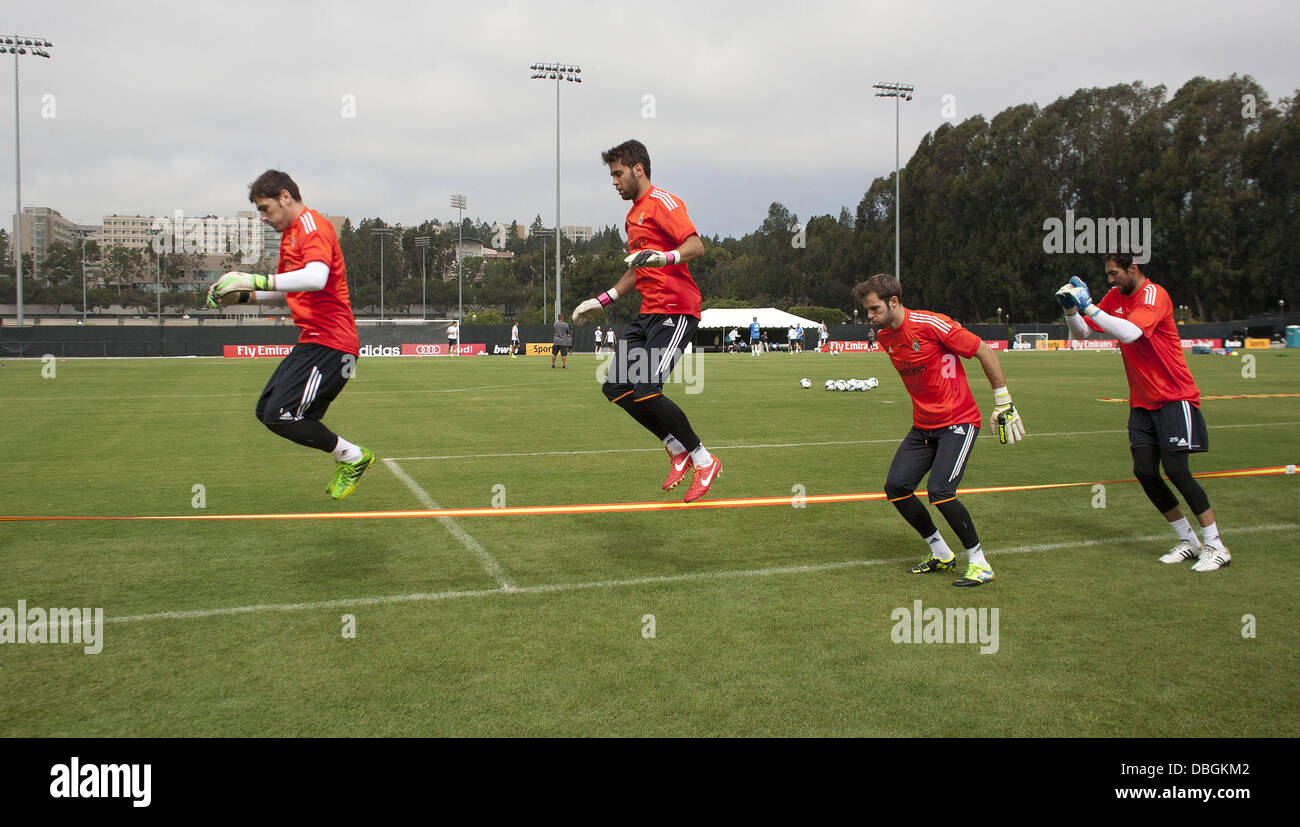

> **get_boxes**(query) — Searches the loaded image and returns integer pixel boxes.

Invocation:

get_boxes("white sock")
[332,437,362,463]
[1169,516,1198,546]
[663,436,687,455]
[966,544,988,568]
[689,444,712,468]
[1201,522,1225,551]
[924,531,955,562]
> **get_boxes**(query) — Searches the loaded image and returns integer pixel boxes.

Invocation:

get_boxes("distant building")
[11,207,82,268]
[561,225,593,243]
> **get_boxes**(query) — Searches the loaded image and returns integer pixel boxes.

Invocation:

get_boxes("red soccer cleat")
[682,454,721,503]
[663,448,692,491]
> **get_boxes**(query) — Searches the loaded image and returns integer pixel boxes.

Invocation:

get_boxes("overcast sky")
[5,0,1297,240]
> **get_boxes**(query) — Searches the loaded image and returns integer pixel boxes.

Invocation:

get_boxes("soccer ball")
[865,377,879,390]
[824,380,835,391]
[834,379,848,392]
[831,349,838,356]
[799,377,812,389]
[853,379,866,391]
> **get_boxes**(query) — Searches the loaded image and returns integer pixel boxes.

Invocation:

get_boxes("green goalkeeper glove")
[989,386,1026,445]
[207,271,274,308]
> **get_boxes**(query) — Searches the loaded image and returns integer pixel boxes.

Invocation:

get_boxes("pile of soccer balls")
[817,377,878,391]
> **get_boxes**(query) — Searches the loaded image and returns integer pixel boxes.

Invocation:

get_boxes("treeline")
[4,75,1295,323]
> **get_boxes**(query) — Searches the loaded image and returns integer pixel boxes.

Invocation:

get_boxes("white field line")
[381,458,514,590]
[387,421,1300,461]
[103,522,1297,625]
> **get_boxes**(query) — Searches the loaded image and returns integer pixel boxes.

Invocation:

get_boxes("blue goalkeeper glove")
[1055,276,1098,317]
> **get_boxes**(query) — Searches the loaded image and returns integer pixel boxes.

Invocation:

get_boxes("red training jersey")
[1087,280,1199,409]
[877,309,984,430]
[625,186,702,317]
[278,208,359,356]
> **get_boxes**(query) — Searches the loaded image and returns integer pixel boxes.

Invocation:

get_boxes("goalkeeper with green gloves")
[205,169,374,502]
[852,274,1025,586]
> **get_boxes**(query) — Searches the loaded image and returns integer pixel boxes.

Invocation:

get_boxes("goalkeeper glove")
[624,249,679,269]
[572,287,619,326]
[207,271,274,308]
[1055,276,1098,317]
[989,386,1026,445]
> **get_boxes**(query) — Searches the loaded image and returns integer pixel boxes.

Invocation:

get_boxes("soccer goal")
[1013,332,1049,351]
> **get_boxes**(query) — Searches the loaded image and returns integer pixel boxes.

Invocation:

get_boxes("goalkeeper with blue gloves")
[1055,254,1230,571]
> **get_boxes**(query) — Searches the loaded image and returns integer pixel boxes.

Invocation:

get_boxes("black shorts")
[885,424,980,502]
[552,344,570,356]
[1129,401,1208,453]
[603,313,698,400]
[255,342,353,425]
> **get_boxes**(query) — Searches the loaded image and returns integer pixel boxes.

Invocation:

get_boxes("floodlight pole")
[873,81,914,282]
[530,62,582,321]
[5,35,53,326]
[80,232,89,324]
[450,194,467,325]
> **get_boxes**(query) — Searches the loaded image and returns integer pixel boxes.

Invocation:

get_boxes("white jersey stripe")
[650,189,679,211]
[909,314,953,333]
[299,212,317,234]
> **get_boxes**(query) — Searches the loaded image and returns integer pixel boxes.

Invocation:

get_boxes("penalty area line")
[102,522,1299,625]
[2,465,1294,523]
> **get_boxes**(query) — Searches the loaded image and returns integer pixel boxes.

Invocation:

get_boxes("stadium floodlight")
[529,61,583,322]
[374,226,399,320]
[450,194,467,325]
[414,236,430,321]
[873,81,914,283]
[4,34,54,327]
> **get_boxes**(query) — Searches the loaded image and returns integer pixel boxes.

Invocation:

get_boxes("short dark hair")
[249,169,301,203]
[601,139,651,180]
[1104,252,1146,272]
[851,273,901,304]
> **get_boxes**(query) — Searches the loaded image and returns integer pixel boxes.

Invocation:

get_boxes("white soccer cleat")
[1158,539,1201,564]
[1191,547,1231,572]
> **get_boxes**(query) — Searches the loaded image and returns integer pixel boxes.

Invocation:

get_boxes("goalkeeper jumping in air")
[206,169,374,501]
[852,274,1026,586]
[572,139,720,502]
[1055,254,1230,571]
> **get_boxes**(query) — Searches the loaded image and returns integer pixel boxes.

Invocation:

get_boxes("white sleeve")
[1065,311,1091,339]
[272,260,329,292]
[1088,308,1143,344]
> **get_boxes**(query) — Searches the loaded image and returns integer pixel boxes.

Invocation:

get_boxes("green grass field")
[2,348,1297,737]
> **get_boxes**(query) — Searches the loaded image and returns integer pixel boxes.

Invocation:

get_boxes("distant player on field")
[749,317,761,356]
[573,139,721,502]
[1055,253,1230,571]
[205,169,374,501]
[510,321,520,358]
[853,273,1026,586]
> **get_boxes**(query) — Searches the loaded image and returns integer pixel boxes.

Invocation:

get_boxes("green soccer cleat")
[953,562,994,586]
[910,554,957,574]
[327,447,375,501]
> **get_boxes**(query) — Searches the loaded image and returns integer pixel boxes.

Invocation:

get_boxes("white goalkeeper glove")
[624,249,680,269]
[572,287,619,326]
[207,271,274,308]
[989,386,1026,445]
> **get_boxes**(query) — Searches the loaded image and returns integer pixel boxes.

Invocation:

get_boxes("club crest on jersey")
[911,338,921,352]
[638,212,646,225]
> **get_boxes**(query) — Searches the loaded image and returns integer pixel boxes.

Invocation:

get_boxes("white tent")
[698,307,821,330]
